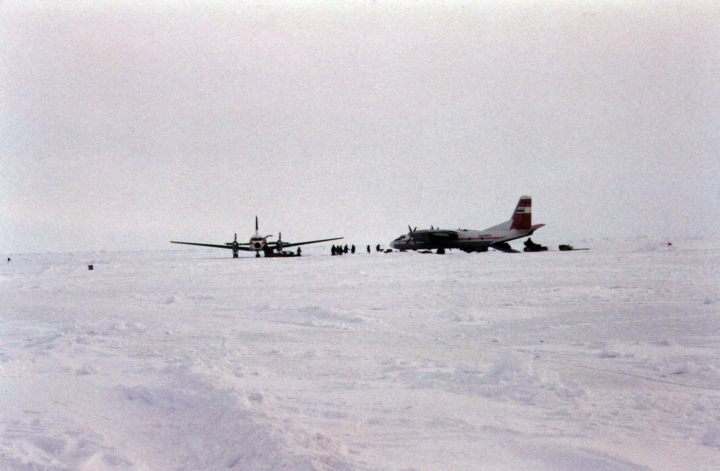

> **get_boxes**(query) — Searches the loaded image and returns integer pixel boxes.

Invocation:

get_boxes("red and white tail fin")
[510,196,532,230]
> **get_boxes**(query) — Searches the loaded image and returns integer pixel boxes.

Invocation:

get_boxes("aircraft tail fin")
[510,196,532,230]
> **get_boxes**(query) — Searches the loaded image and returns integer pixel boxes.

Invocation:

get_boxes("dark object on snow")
[366,245,371,253]
[559,244,590,251]
[88,264,94,270]
[297,247,302,256]
[523,238,548,252]
[266,251,298,258]
[7,257,10,263]
[376,244,381,252]
[351,244,356,254]
[384,249,393,253]
[492,242,519,253]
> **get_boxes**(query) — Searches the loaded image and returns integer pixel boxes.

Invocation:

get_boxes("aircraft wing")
[170,241,254,251]
[270,236,343,249]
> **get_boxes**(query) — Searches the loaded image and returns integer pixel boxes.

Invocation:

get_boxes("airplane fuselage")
[249,235,267,251]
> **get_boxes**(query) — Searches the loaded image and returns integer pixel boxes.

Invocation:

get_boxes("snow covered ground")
[1,239,719,470]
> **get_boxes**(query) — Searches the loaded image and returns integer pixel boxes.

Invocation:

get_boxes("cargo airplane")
[171,217,343,258]
[390,196,544,254]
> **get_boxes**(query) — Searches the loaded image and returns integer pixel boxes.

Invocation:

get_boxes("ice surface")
[1,241,719,470]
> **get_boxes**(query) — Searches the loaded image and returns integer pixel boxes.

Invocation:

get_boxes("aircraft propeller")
[407,225,418,247]
[229,233,240,258]
[226,233,240,248]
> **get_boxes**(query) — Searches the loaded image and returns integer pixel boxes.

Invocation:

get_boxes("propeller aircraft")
[390,196,545,254]
[171,217,343,258]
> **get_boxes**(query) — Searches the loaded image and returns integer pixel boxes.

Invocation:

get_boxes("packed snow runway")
[1,241,719,470]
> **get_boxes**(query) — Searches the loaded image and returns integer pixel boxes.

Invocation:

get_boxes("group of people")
[331,244,355,256]
[331,244,389,256]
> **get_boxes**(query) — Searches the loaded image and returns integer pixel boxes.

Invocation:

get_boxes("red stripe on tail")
[510,197,532,230]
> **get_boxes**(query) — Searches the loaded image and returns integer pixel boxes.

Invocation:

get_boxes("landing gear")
[233,250,239,258]
[255,252,261,258]
[436,248,446,255]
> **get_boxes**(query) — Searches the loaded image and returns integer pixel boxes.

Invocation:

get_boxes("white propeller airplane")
[390,196,545,254]
[171,217,343,258]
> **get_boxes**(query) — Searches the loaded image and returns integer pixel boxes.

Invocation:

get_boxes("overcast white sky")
[2,1,719,252]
